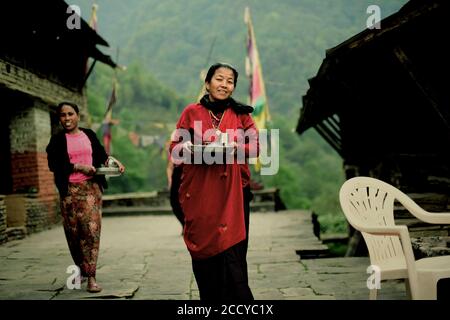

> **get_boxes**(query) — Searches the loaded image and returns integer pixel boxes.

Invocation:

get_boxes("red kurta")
[170,103,258,260]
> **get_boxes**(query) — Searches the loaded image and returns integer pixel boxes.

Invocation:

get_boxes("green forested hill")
[74,0,406,117]
[75,0,408,234]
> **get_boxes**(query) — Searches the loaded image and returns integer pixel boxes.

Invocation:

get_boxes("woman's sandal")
[87,282,102,293]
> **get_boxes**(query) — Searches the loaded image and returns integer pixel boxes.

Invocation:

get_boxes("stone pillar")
[10,107,49,192]
[8,104,58,233]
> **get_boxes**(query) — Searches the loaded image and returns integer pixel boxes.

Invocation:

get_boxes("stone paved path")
[0,210,406,300]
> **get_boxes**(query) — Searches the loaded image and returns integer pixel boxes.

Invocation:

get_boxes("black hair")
[204,62,238,86]
[57,101,79,114]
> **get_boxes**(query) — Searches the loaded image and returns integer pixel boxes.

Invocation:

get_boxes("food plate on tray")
[95,167,122,176]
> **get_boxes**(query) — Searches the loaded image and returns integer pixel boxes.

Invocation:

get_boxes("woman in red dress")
[170,63,258,301]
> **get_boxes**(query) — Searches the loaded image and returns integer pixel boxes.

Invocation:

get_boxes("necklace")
[209,110,226,130]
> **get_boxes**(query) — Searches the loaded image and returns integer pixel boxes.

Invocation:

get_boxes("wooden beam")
[325,115,341,135]
[82,59,97,88]
[0,58,84,107]
[314,123,343,156]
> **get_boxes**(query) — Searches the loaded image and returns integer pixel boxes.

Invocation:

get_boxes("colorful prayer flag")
[85,4,99,75]
[102,79,119,155]
[89,4,98,31]
[245,7,271,132]
[245,7,271,172]
[128,131,140,147]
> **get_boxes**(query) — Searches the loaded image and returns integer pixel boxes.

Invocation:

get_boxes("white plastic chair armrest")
[414,211,450,224]
[358,225,407,236]
[395,192,450,224]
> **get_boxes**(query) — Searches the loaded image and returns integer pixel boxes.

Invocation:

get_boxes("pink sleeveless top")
[66,131,93,183]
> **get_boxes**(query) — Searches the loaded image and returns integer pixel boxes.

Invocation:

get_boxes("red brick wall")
[37,152,59,225]
[37,152,56,197]
[10,151,39,193]
[10,152,56,194]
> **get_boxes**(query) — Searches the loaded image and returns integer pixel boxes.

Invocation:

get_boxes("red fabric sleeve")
[238,113,259,159]
[169,105,194,164]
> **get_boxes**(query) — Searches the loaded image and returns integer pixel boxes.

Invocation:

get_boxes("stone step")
[6,227,27,241]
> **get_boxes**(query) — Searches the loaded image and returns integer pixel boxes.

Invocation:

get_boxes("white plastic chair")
[339,176,450,300]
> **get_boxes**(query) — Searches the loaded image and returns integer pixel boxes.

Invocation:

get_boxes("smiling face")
[205,67,235,101]
[59,104,80,134]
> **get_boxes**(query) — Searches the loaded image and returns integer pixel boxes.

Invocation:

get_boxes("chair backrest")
[339,176,406,268]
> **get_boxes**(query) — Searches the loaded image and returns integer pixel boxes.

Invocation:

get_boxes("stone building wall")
[0,196,6,244]
[1,57,88,244]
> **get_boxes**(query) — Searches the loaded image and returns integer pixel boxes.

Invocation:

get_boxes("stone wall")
[4,193,60,242]
[0,58,89,125]
[0,196,6,244]
[25,193,59,234]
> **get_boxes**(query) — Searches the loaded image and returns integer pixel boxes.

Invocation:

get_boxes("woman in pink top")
[47,102,125,293]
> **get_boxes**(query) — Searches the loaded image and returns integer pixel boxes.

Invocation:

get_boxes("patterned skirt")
[60,179,102,277]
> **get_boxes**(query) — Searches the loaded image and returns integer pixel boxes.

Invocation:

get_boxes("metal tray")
[95,167,122,176]
[191,144,234,153]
